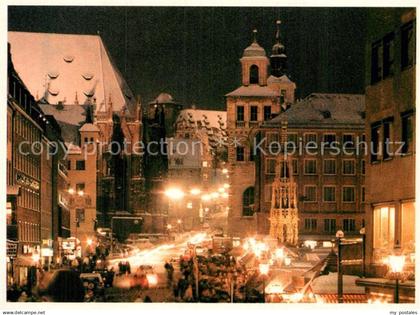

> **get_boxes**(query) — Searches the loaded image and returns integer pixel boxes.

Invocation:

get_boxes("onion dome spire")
[270,20,287,77]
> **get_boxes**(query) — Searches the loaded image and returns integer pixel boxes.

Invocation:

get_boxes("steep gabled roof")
[8,31,136,115]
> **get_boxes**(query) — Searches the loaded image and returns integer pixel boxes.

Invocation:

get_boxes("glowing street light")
[165,188,185,200]
[388,255,405,273]
[275,248,284,260]
[87,238,93,246]
[201,194,211,202]
[259,263,269,275]
[387,254,406,303]
[222,168,228,174]
[77,190,85,196]
[68,188,75,195]
[167,224,172,230]
[190,188,201,196]
[223,183,230,189]
[218,187,225,193]
[177,219,182,224]
[210,192,220,199]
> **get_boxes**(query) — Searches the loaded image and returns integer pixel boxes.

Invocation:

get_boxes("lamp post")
[177,219,182,233]
[259,263,269,303]
[360,227,366,277]
[387,254,405,303]
[165,188,185,230]
[336,230,344,303]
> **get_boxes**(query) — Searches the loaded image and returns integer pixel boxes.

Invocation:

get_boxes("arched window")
[243,186,255,216]
[249,65,259,84]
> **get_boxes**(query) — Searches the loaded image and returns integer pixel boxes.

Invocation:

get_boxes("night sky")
[8,6,370,109]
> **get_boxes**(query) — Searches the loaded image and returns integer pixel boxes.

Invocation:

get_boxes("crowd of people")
[167,251,265,302]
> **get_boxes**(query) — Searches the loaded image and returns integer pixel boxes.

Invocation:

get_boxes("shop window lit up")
[373,206,395,261]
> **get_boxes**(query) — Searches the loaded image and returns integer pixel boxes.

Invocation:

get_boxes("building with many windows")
[258,93,366,241]
[357,8,415,303]
[226,22,366,240]
[7,43,70,285]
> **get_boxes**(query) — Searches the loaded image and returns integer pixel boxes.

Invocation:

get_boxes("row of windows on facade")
[370,111,414,162]
[303,218,361,233]
[299,185,363,203]
[14,114,41,144]
[242,185,363,217]
[263,184,364,204]
[14,150,40,180]
[236,105,273,123]
[371,20,415,84]
[263,158,365,176]
[17,187,40,211]
[9,78,38,118]
[264,133,365,147]
[17,220,40,243]
[234,136,366,162]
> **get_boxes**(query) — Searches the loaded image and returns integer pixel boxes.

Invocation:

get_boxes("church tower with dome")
[226,24,296,237]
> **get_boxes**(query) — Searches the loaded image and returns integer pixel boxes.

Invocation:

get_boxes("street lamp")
[87,238,93,246]
[201,194,211,202]
[336,230,344,303]
[190,188,201,196]
[275,248,284,260]
[165,188,185,228]
[360,227,366,277]
[259,263,270,303]
[387,254,405,303]
[165,188,185,200]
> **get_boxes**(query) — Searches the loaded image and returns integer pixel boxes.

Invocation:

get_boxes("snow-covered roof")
[242,41,267,58]
[39,104,88,143]
[8,31,136,114]
[226,85,279,97]
[176,109,226,130]
[267,74,294,84]
[149,92,176,105]
[175,108,227,154]
[263,93,365,129]
[311,273,365,294]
